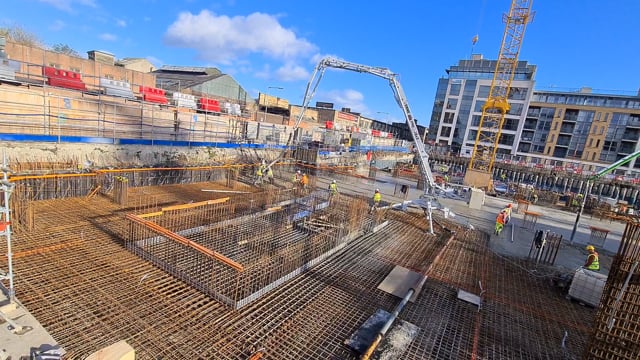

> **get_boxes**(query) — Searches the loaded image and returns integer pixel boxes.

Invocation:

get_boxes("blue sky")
[2,0,639,127]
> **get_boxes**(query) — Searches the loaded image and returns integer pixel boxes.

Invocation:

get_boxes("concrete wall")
[2,141,287,169]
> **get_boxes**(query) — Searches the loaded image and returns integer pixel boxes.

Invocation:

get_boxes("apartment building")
[429,54,537,157]
[428,55,640,176]
[524,89,640,174]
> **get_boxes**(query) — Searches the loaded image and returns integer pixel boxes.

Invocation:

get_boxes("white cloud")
[49,20,66,31]
[37,0,96,12]
[164,10,317,64]
[99,33,117,41]
[116,19,127,27]
[309,53,341,65]
[275,62,309,82]
[321,89,369,114]
[254,64,270,80]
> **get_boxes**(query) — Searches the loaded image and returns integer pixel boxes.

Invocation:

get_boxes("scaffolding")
[0,154,15,301]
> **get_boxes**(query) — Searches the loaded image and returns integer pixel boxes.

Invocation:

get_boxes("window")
[104,74,115,79]
[550,134,555,142]
[588,138,593,147]
[446,99,458,110]
[599,126,604,135]
[592,152,596,161]
[449,83,461,96]
[508,87,528,100]
[596,139,601,147]
[508,103,524,116]
[553,122,558,131]
[439,126,452,137]
[478,85,491,98]
[604,113,609,121]
[595,112,601,121]
[443,112,455,124]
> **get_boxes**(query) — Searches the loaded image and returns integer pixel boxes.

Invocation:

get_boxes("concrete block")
[468,188,485,210]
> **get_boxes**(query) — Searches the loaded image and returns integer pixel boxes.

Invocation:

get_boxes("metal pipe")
[360,287,415,360]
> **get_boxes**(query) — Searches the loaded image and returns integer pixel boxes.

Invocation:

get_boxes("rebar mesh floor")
[2,183,596,359]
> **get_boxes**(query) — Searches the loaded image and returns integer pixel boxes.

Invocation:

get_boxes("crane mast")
[290,57,438,196]
[463,0,533,188]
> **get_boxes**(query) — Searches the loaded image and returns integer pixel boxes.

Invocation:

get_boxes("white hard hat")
[297,170,301,174]
[332,180,336,183]
[375,188,380,192]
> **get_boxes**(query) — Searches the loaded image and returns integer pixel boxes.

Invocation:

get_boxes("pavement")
[315,169,624,277]
[0,290,64,359]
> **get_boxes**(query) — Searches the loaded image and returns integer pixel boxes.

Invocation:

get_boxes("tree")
[0,26,43,48]
[51,43,80,57]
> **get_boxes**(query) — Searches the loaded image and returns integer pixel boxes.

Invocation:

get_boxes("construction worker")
[291,170,301,187]
[584,245,600,271]
[300,173,309,192]
[371,189,382,211]
[495,210,506,235]
[502,203,513,224]
[328,179,338,196]
[254,164,264,185]
[265,166,274,184]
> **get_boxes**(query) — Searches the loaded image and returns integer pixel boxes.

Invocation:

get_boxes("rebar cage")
[125,189,371,309]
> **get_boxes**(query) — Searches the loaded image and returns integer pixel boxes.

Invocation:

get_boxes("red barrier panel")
[43,66,87,91]
[198,97,221,113]
[139,86,168,104]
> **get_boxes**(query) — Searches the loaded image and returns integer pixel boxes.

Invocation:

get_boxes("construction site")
[2,0,640,359]
[0,160,638,360]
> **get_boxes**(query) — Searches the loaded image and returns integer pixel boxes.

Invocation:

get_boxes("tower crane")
[463,0,534,188]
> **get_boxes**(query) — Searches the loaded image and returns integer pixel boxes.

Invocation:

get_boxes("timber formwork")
[1,181,598,359]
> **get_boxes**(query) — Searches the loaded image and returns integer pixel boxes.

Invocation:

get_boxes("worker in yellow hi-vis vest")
[584,245,600,271]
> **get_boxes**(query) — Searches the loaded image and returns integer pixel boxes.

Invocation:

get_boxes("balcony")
[627,117,640,128]
[621,132,639,142]
[559,126,575,134]
[619,146,636,155]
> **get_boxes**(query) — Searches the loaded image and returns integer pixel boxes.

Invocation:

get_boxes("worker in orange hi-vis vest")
[495,210,506,235]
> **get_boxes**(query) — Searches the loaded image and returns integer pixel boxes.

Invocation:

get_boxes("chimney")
[87,50,115,66]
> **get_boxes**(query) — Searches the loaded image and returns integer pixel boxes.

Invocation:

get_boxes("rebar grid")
[586,221,640,359]
[125,190,371,309]
[0,182,603,359]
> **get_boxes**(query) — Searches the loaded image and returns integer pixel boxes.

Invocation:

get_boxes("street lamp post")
[376,111,390,122]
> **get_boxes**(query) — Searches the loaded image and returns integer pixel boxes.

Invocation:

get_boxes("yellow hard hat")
[585,245,595,251]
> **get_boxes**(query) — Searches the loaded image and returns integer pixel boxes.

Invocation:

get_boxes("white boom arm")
[286,57,438,195]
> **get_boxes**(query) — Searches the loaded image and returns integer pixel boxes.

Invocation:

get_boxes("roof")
[157,65,222,76]
[154,71,225,92]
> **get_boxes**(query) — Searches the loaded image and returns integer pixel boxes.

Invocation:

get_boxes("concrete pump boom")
[278,57,438,196]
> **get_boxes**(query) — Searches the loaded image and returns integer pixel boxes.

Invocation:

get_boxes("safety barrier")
[43,66,87,91]
[139,86,168,104]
